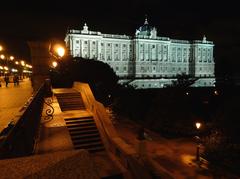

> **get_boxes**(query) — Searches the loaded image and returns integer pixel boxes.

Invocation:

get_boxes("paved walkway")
[113,118,240,178]
[0,78,33,132]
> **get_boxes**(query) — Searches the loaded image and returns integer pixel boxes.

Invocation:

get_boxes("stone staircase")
[55,92,85,111]
[65,116,105,153]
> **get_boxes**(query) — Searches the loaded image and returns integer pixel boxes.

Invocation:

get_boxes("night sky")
[0,0,239,77]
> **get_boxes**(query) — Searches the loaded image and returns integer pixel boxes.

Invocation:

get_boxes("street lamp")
[10,56,14,61]
[195,122,201,163]
[52,61,58,68]
[56,46,65,58]
[49,43,65,59]
[0,54,5,60]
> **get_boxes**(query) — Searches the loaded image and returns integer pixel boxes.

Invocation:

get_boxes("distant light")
[56,47,65,57]
[214,90,219,96]
[52,61,58,68]
[10,56,14,60]
[195,122,201,129]
[0,66,3,69]
[15,61,19,65]
[21,60,25,66]
[0,54,5,59]
[4,66,8,70]
[186,92,189,95]
[0,46,2,51]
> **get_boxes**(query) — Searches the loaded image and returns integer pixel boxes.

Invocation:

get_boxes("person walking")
[0,76,2,87]
[16,75,19,86]
[4,75,9,87]
[13,75,17,86]
[137,126,147,159]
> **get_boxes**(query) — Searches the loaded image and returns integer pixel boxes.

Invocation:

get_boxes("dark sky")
[0,0,240,77]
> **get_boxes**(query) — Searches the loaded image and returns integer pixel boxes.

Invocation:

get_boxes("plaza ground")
[0,78,33,132]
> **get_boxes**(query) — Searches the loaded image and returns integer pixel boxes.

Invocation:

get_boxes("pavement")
[0,78,33,132]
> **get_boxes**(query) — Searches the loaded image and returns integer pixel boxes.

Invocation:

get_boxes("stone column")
[28,41,51,92]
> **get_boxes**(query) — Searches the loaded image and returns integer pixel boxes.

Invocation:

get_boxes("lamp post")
[195,122,201,163]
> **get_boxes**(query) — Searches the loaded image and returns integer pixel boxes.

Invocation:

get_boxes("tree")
[69,57,119,103]
[171,73,197,89]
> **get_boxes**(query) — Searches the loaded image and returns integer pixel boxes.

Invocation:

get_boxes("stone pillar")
[28,41,51,92]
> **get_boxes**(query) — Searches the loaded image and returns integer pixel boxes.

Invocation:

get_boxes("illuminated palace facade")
[65,18,215,88]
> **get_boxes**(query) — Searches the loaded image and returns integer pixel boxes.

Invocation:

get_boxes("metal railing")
[0,82,47,159]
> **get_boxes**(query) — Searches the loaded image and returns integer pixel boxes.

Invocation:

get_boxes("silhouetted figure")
[16,75,19,86]
[13,75,17,86]
[137,126,147,158]
[0,76,2,87]
[4,75,9,87]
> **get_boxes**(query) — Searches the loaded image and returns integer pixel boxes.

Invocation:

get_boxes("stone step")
[65,118,94,123]
[71,133,100,140]
[69,129,99,136]
[60,107,86,111]
[68,125,97,131]
[66,122,96,128]
[66,121,95,126]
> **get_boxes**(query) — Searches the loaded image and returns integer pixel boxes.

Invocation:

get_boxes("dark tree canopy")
[70,57,119,103]
[50,57,118,103]
[170,73,197,89]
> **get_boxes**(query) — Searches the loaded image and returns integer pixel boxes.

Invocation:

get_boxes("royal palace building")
[65,18,215,88]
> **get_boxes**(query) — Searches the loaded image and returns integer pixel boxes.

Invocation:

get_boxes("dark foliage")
[202,87,240,175]
[168,73,197,89]
[50,57,119,104]
[112,87,217,138]
[49,56,73,88]
[69,57,119,103]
